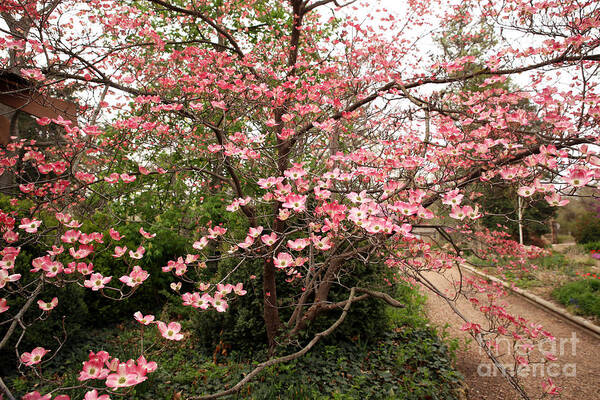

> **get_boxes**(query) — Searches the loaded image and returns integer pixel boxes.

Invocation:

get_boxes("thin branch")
[303,0,358,13]
[0,281,43,351]
[145,0,246,60]
[355,287,406,308]
[292,51,600,146]
[0,376,16,400]
[190,287,357,400]
[208,124,257,226]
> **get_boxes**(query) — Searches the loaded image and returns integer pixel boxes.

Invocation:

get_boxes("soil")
[423,267,600,400]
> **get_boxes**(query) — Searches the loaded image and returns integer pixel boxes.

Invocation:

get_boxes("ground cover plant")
[553,275,600,319]
[1,0,600,399]
[7,283,463,399]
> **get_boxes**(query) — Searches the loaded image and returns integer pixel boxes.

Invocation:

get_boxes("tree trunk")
[263,210,285,350]
[263,257,281,350]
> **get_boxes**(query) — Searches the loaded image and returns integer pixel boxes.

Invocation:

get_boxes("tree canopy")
[1,0,599,399]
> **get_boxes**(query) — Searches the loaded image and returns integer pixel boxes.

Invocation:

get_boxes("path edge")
[460,264,600,340]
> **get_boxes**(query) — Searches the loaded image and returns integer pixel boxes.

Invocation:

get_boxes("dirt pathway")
[423,268,600,400]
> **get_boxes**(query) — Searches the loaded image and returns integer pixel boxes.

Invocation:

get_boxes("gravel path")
[423,268,600,400]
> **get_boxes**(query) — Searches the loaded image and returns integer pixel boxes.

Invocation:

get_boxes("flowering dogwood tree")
[1,0,599,398]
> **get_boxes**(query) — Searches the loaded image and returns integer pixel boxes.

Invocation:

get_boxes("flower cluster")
[79,350,157,389]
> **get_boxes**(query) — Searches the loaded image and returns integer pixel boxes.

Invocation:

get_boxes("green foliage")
[468,250,594,280]
[0,214,89,374]
[475,182,555,243]
[0,200,190,372]
[557,234,575,243]
[0,281,88,375]
[192,257,396,353]
[10,325,463,400]
[552,278,600,318]
[8,284,463,400]
[191,258,268,353]
[243,328,462,400]
[530,252,578,274]
[572,215,600,244]
[82,225,188,326]
[527,251,596,273]
[386,282,428,328]
[582,241,600,252]
[300,262,396,347]
[556,191,600,245]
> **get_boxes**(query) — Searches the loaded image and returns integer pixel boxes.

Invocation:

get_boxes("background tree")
[434,2,558,246]
[557,188,600,244]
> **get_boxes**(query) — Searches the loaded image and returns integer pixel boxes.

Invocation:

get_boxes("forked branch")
[189,287,357,400]
[190,285,407,399]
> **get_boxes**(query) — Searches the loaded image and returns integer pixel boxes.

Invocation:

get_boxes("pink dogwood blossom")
[22,391,51,400]
[0,298,8,313]
[113,246,127,257]
[37,297,58,311]
[84,389,111,400]
[109,228,123,241]
[211,293,229,312]
[0,269,21,288]
[261,232,278,246]
[273,252,294,269]
[105,362,141,388]
[129,245,145,259]
[84,273,112,291]
[18,218,42,233]
[21,347,49,366]
[564,167,593,187]
[119,266,149,287]
[157,321,184,340]
[139,227,156,238]
[282,194,307,212]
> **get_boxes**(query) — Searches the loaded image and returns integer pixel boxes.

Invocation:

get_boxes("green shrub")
[192,257,395,353]
[7,283,463,400]
[0,240,90,375]
[582,241,600,252]
[474,179,556,243]
[0,281,89,375]
[300,260,395,346]
[80,225,188,326]
[242,328,462,400]
[573,216,600,244]
[557,234,574,244]
[0,217,189,373]
[552,278,600,318]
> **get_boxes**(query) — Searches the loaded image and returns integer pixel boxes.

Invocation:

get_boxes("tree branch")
[303,0,358,14]
[190,287,357,400]
[0,376,16,400]
[207,124,257,226]
[291,51,600,146]
[145,0,246,60]
[355,287,406,308]
[0,281,43,351]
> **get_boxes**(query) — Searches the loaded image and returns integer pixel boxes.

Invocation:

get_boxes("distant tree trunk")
[550,219,558,244]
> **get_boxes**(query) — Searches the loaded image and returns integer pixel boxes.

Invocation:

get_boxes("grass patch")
[552,278,600,319]
[532,252,595,273]
[581,241,600,253]
[557,234,575,243]
[468,250,597,283]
